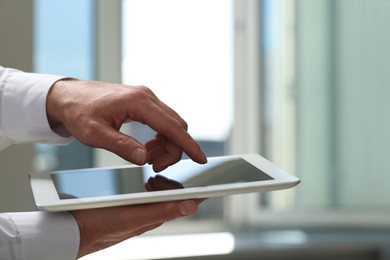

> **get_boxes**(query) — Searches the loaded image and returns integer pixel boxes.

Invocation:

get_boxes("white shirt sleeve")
[0,212,80,260]
[0,66,80,259]
[0,66,72,150]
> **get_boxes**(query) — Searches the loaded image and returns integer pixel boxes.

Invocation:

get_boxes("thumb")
[176,200,199,216]
[93,124,147,165]
[137,200,198,226]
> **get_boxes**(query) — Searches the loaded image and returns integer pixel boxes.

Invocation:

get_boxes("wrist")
[46,78,77,137]
[70,210,93,259]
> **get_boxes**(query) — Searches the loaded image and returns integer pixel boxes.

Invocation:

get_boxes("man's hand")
[46,79,207,172]
[47,79,208,258]
[71,199,199,258]
[71,174,205,258]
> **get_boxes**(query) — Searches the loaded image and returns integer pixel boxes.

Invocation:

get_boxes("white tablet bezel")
[30,154,300,211]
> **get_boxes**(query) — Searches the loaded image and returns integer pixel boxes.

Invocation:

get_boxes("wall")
[296,0,390,209]
[335,0,390,207]
[0,0,36,211]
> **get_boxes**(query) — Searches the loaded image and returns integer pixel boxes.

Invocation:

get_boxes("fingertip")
[188,142,207,164]
[153,164,167,173]
[131,148,147,165]
[177,200,198,216]
[199,152,208,164]
[192,152,207,165]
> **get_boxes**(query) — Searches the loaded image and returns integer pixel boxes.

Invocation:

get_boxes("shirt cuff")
[0,68,73,146]
[6,212,80,260]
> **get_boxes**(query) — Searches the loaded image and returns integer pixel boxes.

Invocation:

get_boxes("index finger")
[134,99,207,164]
[148,113,207,164]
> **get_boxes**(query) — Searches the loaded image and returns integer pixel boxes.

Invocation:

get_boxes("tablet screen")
[52,158,273,200]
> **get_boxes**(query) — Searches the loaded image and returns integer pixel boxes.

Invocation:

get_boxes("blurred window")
[33,0,95,170]
[34,0,390,237]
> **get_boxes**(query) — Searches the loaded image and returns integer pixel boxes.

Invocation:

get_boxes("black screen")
[52,158,273,199]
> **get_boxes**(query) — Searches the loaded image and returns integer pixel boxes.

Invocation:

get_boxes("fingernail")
[197,150,207,164]
[177,200,197,216]
[132,148,146,164]
[201,152,208,163]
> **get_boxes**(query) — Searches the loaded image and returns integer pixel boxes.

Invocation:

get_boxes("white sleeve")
[0,67,80,258]
[0,212,80,260]
[0,66,72,150]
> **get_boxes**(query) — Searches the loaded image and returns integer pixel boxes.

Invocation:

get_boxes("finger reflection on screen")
[145,175,184,192]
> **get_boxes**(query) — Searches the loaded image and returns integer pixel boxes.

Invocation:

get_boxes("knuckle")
[169,115,188,131]
[182,119,189,130]
[134,85,153,96]
[158,204,176,223]
[159,213,169,223]
[78,120,99,146]
[127,86,154,105]
[110,134,129,150]
[170,118,184,131]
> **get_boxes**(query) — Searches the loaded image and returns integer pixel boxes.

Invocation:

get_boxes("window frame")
[95,0,390,230]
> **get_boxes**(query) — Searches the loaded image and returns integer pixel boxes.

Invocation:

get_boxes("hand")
[46,80,207,172]
[71,174,206,258]
[71,200,199,258]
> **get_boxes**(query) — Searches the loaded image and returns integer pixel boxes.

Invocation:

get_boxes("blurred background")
[1,0,390,259]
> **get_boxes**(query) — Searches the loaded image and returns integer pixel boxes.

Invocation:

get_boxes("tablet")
[29,154,300,211]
